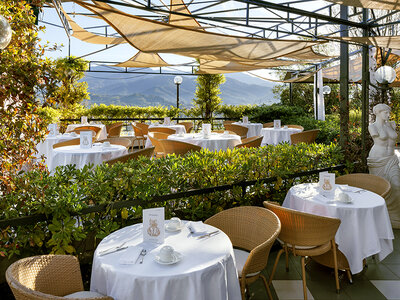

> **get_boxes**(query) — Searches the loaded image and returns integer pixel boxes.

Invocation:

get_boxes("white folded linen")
[119,246,143,264]
[187,221,208,234]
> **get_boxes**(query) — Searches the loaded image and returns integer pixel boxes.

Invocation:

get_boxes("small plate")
[155,251,182,265]
[165,223,184,232]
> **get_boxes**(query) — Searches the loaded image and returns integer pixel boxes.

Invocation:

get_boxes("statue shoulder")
[368,122,379,136]
[389,120,396,130]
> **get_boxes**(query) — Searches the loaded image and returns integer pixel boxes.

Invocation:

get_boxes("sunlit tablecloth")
[283,183,394,274]
[145,125,186,148]
[48,144,127,171]
[66,124,108,140]
[167,133,241,151]
[36,134,77,164]
[233,122,263,138]
[260,127,301,145]
[91,222,241,300]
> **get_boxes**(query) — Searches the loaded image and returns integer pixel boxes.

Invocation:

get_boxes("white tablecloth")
[66,124,108,140]
[167,133,241,151]
[36,134,77,164]
[48,144,127,171]
[145,125,186,148]
[91,223,241,300]
[283,183,394,274]
[260,127,302,145]
[233,122,263,138]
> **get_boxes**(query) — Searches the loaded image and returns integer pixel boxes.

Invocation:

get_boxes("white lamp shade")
[0,15,12,50]
[375,66,397,84]
[174,75,183,85]
[322,86,331,95]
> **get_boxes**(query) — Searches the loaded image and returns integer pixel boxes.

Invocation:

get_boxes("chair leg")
[331,240,340,293]
[301,256,308,300]
[260,274,274,300]
[285,246,289,272]
[240,278,246,300]
[269,248,284,285]
[346,269,353,283]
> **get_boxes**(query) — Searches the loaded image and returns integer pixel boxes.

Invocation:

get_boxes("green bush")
[1,143,343,259]
[248,104,307,123]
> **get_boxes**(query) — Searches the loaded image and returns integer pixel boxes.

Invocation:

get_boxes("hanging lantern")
[322,86,331,95]
[0,15,12,50]
[375,66,397,85]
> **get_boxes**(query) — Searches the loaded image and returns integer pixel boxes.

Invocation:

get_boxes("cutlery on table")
[99,241,128,256]
[197,230,220,239]
[138,249,147,264]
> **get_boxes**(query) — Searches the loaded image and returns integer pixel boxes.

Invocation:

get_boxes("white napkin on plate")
[119,246,143,264]
[187,221,208,234]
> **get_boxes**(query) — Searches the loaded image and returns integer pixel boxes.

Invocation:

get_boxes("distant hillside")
[82,71,279,107]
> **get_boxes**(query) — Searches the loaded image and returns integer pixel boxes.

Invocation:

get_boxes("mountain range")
[82,71,279,107]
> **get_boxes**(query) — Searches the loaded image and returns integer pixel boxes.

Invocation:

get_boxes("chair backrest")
[72,126,102,140]
[286,124,304,131]
[104,147,155,165]
[159,139,201,156]
[148,132,165,158]
[235,136,263,148]
[135,123,149,135]
[53,138,81,149]
[131,124,144,137]
[205,206,281,277]
[98,137,132,148]
[179,122,194,133]
[290,129,320,145]
[6,255,84,299]
[148,127,176,134]
[263,122,274,128]
[107,122,123,137]
[151,132,171,139]
[212,130,236,135]
[223,120,235,126]
[335,173,391,199]
[263,202,340,247]
[224,124,248,139]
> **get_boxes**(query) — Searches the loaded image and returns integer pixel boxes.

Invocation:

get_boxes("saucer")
[165,223,184,232]
[155,251,182,265]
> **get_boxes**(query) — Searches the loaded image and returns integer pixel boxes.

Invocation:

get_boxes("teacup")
[159,245,174,263]
[178,132,184,137]
[168,217,181,230]
[283,126,288,129]
[338,192,351,203]
[223,131,229,135]
[103,141,111,147]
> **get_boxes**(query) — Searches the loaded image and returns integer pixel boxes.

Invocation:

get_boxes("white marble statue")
[368,103,400,228]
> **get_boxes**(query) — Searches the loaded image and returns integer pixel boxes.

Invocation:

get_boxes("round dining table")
[260,127,302,145]
[48,144,127,172]
[167,133,241,151]
[90,222,241,300]
[36,133,77,164]
[233,122,263,138]
[282,183,394,274]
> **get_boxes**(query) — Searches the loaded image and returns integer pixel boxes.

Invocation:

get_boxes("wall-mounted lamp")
[375,65,397,85]
[322,85,331,95]
[0,15,12,50]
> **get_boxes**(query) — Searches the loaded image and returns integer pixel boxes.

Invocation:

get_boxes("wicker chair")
[235,136,263,148]
[131,123,146,149]
[290,129,320,145]
[179,121,194,133]
[224,124,248,139]
[159,139,201,156]
[336,173,391,199]
[148,127,176,134]
[263,202,341,300]
[72,126,102,141]
[148,132,166,158]
[98,137,132,149]
[205,206,281,300]
[263,122,274,128]
[52,138,80,149]
[223,120,235,126]
[285,124,304,131]
[104,147,155,165]
[106,122,123,137]
[212,130,236,134]
[135,123,149,135]
[6,255,113,300]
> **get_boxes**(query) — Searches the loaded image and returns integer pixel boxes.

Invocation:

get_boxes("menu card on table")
[80,131,92,149]
[319,172,336,197]
[202,123,211,137]
[81,116,88,124]
[274,119,281,129]
[243,116,249,124]
[163,117,171,125]
[48,123,57,137]
[143,207,165,244]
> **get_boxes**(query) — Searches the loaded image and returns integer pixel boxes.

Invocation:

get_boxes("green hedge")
[1,143,343,259]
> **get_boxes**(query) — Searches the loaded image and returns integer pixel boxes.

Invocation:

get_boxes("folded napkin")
[119,246,143,264]
[187,221,208,234]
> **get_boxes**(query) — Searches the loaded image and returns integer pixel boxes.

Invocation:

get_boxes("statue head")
[373,103,391,115]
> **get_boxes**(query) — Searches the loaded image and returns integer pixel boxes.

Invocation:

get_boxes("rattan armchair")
[72,126,102,141]
[205,206,281,300]
[148,132,166,158]
[6,255,113,300]
[212,130,236,134]
[159,139,201,156]
[285,124,304,131]
[148,127,176,134]
[224,124,249,139]
[235,136,263,148]
[98,137,132,149]
[290,129,320,145]
[263,202,341,300]
[104,147,155,165]
[179,121,194,133]
[263,122,274,128]
[52,138,81,149]
[135,123,149,135]
[106,122,123,137]
[131,123,146,149]
[223,120,235,126]
[336,173,391,199]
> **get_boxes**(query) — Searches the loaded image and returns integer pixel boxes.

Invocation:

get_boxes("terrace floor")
[249,229,400,300]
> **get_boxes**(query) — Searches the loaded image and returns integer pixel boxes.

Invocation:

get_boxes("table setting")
[91,208,241,300]
[282,174,394,274]
[233,117,262,138]
[260,125,302,145]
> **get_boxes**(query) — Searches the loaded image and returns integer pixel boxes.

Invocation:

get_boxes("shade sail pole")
[361,8,369,171]
[339,5,349,157]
